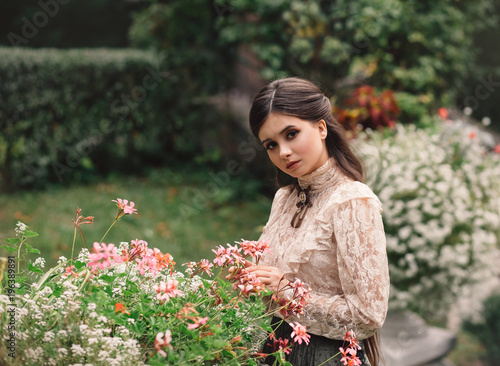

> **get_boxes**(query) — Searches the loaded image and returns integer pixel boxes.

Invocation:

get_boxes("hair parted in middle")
[249,77,364,184]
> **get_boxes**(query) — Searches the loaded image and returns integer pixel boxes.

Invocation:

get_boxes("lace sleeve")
[286,197,390,339]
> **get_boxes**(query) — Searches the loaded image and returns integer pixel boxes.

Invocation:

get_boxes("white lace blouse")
[259,158,390,340]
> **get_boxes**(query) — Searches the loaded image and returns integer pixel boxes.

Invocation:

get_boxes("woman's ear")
[318,119,328,140]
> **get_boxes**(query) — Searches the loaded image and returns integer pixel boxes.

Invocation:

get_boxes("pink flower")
[212,244,242,267]
[154,330,173,357]
[197,259,213,277]
[154,279,183,302]
[290,322,310,345]
[124,201,137,214]
[187,316,209,330]
[274,279,312,318]
[340,328,362,365]
[233,271,265,297]
[289,279,312,306]
[238,239,271,263]
[112,198,138,218]
[63,265,77,277]
[267,333,292,355]
[343,327,361,350]
[340,347,359,365]
[87,242,122,271]
[494,144,500,154]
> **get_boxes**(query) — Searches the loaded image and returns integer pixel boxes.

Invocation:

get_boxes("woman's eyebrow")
[261,125,296,144]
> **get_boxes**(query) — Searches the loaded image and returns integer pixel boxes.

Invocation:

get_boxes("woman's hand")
[244,263,287,295]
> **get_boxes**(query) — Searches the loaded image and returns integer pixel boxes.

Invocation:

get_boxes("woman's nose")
[279,144,292,159]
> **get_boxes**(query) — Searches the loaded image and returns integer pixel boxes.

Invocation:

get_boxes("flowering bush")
[0,199,361,365]
[354,121,500,322]
[334,85,400,135]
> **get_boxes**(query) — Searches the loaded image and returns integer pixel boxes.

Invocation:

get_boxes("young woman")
[244,77,390,365]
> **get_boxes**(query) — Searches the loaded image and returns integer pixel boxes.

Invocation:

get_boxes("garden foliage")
[354,121,500,323]
[333,85,400,134]
[215,0,496,114]
[0,0,136,48]
[463,292,500,366]
[0,200,323,365]
[0,47,236,191]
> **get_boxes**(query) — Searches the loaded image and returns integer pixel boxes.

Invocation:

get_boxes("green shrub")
[0,47,246,192]
[216,0,497,111]
[463,293,500,366]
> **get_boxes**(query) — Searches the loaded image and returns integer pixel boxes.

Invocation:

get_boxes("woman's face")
[258,113,329,178]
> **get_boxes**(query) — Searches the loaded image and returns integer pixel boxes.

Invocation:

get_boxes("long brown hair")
[249,77,364,184]
[249,77,382,366]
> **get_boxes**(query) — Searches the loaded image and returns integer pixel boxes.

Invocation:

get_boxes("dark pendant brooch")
[291,185,312,228]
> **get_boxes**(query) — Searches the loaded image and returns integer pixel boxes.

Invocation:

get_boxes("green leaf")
[28,263,43,273]
[221,349,237,358]
[99,274,115,283]
[0,245,17,253]
[74,261,86,269]
[25,243,41,254]
[17,276,29,285]
[4,238,19,245]
[24,230,38,238]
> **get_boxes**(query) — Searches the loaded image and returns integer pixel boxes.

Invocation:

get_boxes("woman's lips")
[286,161,300,170]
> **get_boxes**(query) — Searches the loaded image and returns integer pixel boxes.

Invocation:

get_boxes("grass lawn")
[0,171,272,269]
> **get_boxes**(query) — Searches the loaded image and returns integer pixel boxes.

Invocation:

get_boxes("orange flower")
[154,250,176,274]
[437,107,448,120]
[115,302,130,315]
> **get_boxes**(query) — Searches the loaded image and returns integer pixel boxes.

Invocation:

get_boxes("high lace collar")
[297,158,347,194]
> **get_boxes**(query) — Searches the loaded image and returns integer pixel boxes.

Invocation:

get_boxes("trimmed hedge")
[0,47,236,191]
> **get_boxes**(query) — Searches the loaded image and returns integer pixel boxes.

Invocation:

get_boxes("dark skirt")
[262,316,369,366]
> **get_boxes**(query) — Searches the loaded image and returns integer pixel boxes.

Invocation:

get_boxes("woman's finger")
[243,259,253,267]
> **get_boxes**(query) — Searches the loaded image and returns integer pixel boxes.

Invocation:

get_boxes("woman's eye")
[265,142,276,150]
[287,130,298,139]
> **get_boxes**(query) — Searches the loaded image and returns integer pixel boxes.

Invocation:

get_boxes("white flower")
[43,331,55,342]
[98,350,110,359]
[89,311,98,318]
[98,316,108,323]
[71,344,86,357]
[354,122,500,320]
[33,257,45,268]
[79,324,89,332]
[15,222,27,235]
[58,330,68,338]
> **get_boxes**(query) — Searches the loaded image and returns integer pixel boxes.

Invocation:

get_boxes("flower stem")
[17,238,26,275]
[316,351,341,366]
[99,218,119,243]
[71,226,77,266]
